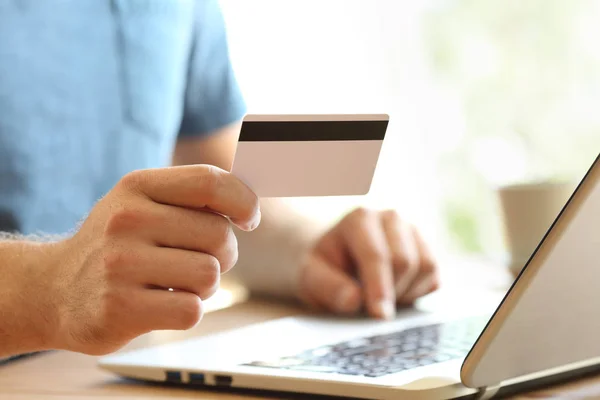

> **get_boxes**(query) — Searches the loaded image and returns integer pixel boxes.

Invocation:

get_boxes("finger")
[134,289,205,332]
[312,230,353,273]
[105,202,238,273]
[341,208,396,320]
[120,165,261,231]
[297,290,325,313]
[152,203,238,273]
[400,275,438,305]
[299,253,362,315]
[108,246,221,300]
[400,227,440,303]
[380,210,420,300]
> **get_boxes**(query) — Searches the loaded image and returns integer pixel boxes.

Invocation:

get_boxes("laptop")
[100,153,600,399]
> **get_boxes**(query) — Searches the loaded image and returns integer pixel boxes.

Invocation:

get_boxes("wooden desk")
[0,299,306,400]
[2,268,600,399]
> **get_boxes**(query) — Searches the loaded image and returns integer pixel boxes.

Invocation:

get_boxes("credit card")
[231,114,388,197]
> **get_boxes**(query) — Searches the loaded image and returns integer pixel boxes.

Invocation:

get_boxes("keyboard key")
[396,350,417,359]
[401,343,418,351]
[419,339,437,348]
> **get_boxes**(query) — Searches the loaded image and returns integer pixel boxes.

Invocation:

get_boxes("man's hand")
[298,208,439,319]
[46,165,260,355]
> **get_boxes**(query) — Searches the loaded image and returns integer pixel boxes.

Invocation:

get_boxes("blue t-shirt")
[0,0,246,235]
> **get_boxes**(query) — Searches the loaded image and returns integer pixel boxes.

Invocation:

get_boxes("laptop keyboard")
[244,316,488,378]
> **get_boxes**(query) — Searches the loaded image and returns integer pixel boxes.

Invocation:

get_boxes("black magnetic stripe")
[238,120,388,142]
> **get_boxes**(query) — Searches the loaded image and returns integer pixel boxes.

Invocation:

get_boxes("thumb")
[299,253,362,315]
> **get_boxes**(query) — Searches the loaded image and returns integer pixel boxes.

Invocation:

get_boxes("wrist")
[0,239,65,355]
[234,212,325,300]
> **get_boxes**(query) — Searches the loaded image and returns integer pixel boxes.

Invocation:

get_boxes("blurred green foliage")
[423,0,600,255]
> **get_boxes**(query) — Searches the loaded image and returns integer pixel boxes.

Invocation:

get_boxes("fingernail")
[336,286,356,313]
[374,299,396,320]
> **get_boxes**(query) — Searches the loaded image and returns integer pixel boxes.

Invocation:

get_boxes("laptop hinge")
[474,384,501,400]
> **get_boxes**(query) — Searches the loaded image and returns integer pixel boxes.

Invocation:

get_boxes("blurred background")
[221,0,600,266]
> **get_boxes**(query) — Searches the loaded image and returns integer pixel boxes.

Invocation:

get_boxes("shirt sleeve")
[178,0,246,138]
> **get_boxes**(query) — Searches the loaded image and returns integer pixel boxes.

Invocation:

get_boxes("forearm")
[230,199,326,299]
[0,239,60,357]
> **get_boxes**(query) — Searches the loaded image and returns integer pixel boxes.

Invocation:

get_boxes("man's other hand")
[48,165,260,355]
[298,208,439,319]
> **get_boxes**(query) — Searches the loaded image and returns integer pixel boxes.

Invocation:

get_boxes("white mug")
[497,181,576,277]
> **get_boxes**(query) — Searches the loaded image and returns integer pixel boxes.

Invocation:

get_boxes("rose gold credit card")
[231,114,389,197]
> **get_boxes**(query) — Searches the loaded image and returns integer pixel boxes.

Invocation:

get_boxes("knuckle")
[102,248,129,282]
[362,245,390,266]
[102,247,139,283]
[350,206,370,221]
[202,255,221,288]
[177,297,203,330]
[188,254,221,300]
[393,252,413,273]
[207,216,238,273]
[104,207,146,236]
[422,257,437,273]
[119,170,146,191]
[201,285,219,301]
[103,248,123,270]
[382,208,400,222]
[198,165,223,197]
[199,257,220,299]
